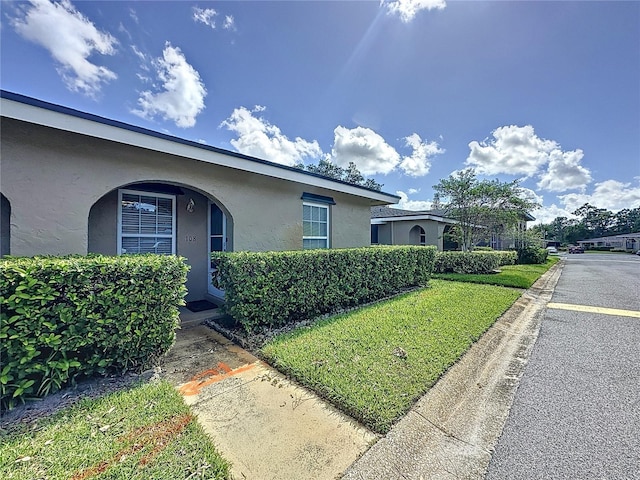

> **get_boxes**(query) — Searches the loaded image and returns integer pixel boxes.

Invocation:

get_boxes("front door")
[208,202,226,297]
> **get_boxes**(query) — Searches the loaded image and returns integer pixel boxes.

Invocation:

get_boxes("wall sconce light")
[186,198,195,213]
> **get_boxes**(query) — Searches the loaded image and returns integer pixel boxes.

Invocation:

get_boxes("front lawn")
[0,381,230,480]
[432,256,559,288]
[261,280,521,433]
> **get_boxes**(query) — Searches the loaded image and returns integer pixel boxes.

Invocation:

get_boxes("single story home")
[577,233,640,252]
[0,91,399,304]
[371,206,457,251]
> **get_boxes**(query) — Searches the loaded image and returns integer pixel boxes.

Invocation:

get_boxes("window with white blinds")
[303,202,329,249]
[118,189,175,255]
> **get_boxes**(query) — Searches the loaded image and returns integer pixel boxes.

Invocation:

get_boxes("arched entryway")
[409,225,426,246]
[88,181,233,302]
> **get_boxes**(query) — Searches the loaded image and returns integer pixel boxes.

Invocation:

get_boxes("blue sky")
[2,0,639,223]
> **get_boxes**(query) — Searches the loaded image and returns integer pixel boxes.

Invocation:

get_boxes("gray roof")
[371,206,452,220]
[578,232,640,243]
[372,205,535,223]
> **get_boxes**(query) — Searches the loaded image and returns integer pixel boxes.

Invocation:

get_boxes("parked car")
[568,245,584,254]
[546,246,559,254]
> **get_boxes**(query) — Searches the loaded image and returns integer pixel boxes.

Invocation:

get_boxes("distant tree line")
[294,159,383,191]
[532,204,640,245]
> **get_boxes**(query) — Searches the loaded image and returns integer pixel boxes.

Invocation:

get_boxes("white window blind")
[118,189,175,255]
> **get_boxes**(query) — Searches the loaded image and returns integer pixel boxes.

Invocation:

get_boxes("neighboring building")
[371,206,457,251]
[577,233,640,252]
[489,212,536,250]
[0,91,399,303]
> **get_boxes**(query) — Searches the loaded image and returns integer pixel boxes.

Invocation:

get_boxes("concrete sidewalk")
[343,261,564,479]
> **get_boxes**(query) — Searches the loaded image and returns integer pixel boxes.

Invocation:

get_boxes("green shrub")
[516,246,548,264]
[494,250,518,266]
[0,255,189,410]
[212,246,436,332]
[433,251,514,274]
[473,246,494,251]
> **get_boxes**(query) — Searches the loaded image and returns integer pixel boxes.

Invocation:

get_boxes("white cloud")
[558,179,640,213]
[131,45,147,63]
[223,15,236,30]
[531,204,576,225]
[11,0,118,97]
[466,125,591,192]
[408,188,420,195]
[399,133,445,177]
[392,191,433,211]
[331,126,401,175]
[193,7,217,28]
[466,125,555,177]
[519,187,544,206]
[383,0,446,23]
[220,106,322,166]
[133,43,207,128]
[193,7,235,30]
[129,8,138,24]
[536,149,592,192]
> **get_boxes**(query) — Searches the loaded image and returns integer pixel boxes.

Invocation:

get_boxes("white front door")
[208,202,226,297]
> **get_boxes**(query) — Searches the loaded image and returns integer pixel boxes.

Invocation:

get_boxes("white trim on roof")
[371,214,457,225]
[1,95,399,205]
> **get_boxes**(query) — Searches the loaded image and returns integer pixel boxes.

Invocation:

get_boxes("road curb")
[342,260,565,479]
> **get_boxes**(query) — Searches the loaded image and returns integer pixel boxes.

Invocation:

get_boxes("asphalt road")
[486,253,640,480]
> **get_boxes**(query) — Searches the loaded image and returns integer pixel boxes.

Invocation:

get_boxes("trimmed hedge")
[212,246,437,332]
[495,250,518,266]
[0,255,189,410]
[516,246,549,264]
[433,251,517,274]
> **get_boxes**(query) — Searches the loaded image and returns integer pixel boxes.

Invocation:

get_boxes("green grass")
[0,381,230,480]
[261,280,521,433]
[432,256,559,288]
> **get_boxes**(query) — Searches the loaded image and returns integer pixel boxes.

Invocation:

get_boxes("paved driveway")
[486,253,640,479]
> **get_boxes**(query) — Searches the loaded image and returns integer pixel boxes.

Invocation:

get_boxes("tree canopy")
[433,169,539,251]
[532,204,640,245]
[294,159,383,191]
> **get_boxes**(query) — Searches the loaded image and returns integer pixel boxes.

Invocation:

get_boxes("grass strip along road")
[262,280,522,433]
[432,257,559,289]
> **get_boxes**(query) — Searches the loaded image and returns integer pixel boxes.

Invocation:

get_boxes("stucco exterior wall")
[374,220,445,250]
[1,118,375,299]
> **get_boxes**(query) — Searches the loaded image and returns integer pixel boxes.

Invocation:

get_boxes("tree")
[612,207,640,235]
[536,205,639,246]
[572,203,614,238]
[433,169,539,251]
[295,159,383,191]
[343,162,365,185]
[302,158,344,180]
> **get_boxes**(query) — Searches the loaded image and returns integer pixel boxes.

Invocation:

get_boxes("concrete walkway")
[158,326,377,480]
